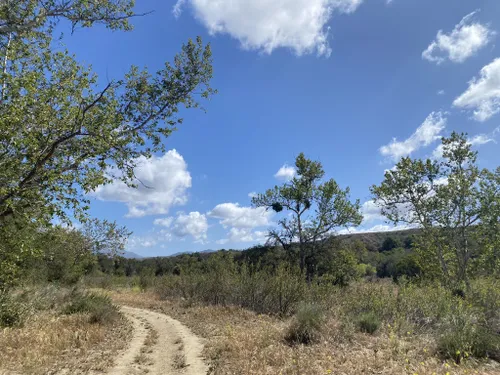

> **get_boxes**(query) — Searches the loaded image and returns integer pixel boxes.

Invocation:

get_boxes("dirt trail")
[105,306,208,375]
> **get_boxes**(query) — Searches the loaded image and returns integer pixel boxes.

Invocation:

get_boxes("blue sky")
[62,0,500,256]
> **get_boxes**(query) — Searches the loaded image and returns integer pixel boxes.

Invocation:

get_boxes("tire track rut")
[105,306,207,375]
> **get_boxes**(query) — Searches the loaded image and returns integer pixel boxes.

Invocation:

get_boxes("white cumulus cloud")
[274,164,297,180]
[380,112,447,161]
[338,223,415,235]
[92,150,191,218]
[173,0,364,57]
[217,228,268,244]
[172,212,208,242]
[422,10,495,64]
[208,203,273,228]
[227,228,254,242]
[154,212,208,242]
[153,217,174,227]
[453,58,500,122]
[361,201,384,223]
[127,236,158,250]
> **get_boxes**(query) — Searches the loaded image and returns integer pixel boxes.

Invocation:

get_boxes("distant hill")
[159,230,420,262]
[121,251,144,259]
[119,229,420,264]
[168,249,215,257]
[338,228,421,252]
[99,229,425,278]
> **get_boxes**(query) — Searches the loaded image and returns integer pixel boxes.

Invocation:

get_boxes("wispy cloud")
[453,58,500,122]
[422,10,495,64]
[380,112,447,161]
[274,164,296,180]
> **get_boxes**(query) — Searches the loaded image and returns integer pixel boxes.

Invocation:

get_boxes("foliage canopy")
[0,0,215,225]
[371,132,500,288]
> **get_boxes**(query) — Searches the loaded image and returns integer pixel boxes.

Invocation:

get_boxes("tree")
[380,236,401,252]
[0,0,137,35]
[371,132,499,289]
[0,1,215,225]
[475,167,500,276]
[81,218,131,257]
[376,248,420,279]
[36,226,97,283]
[252,153,362,280]
[0,215,40,289]
[314,244,361,286]
[0,216,130,287]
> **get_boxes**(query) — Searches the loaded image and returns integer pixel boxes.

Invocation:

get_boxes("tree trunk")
[1,32,11,100]
[297,214,305,273]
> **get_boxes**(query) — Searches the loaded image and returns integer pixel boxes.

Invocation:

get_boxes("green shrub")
[265,264,306,316]
[393,280,464,333]
[16,285,70,312]
[0,292,23,327]
[437,301,500,363]
[139,268,155,290]
[156,273,206,302]
[285,303,324,345]
[155,261,307,316]
[234,264,270,313]
[469,278,500,334]
[327,249,362,286]
[438,322,498,363]
[97,275,114,289]
[337,281,397,321]
[356,311,380,334]
[88,302,120,324]
[63,289,119,324]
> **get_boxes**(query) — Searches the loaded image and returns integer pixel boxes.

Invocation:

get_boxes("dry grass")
[135,352,153,365]
[110,289,500,375]
[0,308,132,374]
[140,321,158,355]
[172,353,187,369]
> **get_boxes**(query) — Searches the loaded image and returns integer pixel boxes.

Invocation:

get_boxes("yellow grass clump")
[0,300,131,374]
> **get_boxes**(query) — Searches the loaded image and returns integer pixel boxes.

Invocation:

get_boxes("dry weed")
[134,352,153,365]
[110,289,500,375]
[141,323,158,355]
[0,311,131,374]
[173,353,187,369]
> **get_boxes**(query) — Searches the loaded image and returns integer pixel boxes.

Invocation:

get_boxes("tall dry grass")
[109,278,500,375]
[0,286,132,375]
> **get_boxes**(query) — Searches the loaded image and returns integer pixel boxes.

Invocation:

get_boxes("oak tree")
[0,0,215,225]
[371,133,499,288]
